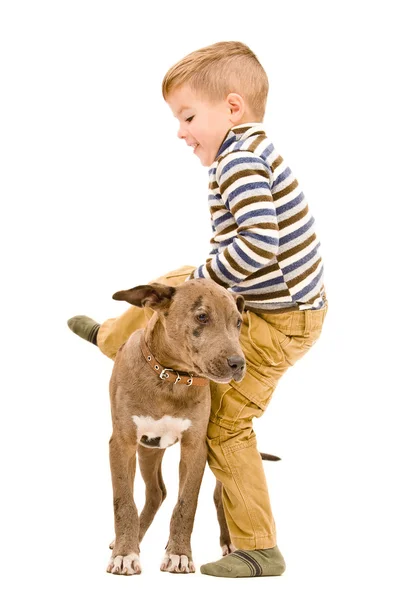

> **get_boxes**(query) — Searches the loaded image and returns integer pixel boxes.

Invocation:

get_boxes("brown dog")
[106,278,247,575]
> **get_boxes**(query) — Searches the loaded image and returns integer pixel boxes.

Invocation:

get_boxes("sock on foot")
[200,545,286,578]
[67,316,100,345]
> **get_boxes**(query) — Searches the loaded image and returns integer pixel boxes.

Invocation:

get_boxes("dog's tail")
[260,452,281,461]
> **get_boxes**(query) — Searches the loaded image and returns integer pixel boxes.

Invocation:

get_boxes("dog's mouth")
[232,369,246,383]
[193,363,246,384]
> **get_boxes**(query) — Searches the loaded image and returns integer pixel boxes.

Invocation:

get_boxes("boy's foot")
[200,545,286,578]
[67,316,100,345]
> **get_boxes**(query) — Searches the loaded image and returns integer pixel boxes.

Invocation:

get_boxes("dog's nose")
[227,355,245,371]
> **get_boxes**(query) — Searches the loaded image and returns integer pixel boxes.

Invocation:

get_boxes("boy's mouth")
[188,142,199,153]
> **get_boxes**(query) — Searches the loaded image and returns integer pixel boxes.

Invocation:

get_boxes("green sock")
[200,546,286,578]
[67,316,100,345]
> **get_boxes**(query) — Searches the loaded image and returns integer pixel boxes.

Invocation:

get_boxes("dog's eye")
[237,318,242,329]
[196,313,209,324]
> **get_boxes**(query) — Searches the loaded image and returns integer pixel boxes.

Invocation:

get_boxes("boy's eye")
[237,318,242,329]
[185,116,194,122]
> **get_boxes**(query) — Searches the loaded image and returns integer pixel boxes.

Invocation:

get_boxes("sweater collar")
[215,122,266,160]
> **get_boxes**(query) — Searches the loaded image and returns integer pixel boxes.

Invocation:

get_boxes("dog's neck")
[144,314,197,375]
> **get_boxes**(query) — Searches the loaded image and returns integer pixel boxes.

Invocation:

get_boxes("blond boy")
[68,41,327,577]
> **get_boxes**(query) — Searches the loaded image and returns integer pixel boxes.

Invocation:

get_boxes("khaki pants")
[98,266,328,550]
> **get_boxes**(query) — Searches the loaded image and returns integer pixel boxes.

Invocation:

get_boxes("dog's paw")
[160,553,195,573]
[221,543,236,556]
[107,552,141,575]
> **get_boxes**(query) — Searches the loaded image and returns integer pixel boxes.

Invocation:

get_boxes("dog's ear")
[234,294,245,314]
[112,284,176,309]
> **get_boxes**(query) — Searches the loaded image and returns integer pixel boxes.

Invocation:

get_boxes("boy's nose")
[177,125,186,139]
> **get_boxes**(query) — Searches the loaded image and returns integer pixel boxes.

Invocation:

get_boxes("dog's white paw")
[160,553,195,573]
[107,552,141,575]
[221,543,236,556]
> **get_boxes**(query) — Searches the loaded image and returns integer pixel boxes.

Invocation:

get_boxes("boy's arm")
[190,151,278,287]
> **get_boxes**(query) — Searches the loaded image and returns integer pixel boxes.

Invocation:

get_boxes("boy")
[68,41,327,577]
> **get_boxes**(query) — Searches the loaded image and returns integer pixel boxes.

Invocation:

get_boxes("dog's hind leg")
[137,445,167,543]
[213,479,236,556]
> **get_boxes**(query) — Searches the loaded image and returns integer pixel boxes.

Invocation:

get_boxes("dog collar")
[140,335,209,387]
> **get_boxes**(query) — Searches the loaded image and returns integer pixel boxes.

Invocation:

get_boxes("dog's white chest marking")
[132,415,192,449]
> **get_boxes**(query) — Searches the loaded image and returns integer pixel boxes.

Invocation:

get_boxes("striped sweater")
[191,123,325,312]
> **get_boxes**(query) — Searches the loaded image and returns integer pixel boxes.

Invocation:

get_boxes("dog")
[106,277,278,575]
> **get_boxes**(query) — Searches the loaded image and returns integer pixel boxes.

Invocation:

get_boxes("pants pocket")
[244,311,288,367]
[210,377,268,427]
[279,328,323,366]
[210,381,233,420]
[229,367,275,413]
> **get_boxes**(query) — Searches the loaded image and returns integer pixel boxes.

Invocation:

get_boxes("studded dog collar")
[139,334,209,387]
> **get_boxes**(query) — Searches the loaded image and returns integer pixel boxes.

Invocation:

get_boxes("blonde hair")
[162,41,269,121]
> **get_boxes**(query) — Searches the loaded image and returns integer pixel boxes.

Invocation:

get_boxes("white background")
[1,1,396,598]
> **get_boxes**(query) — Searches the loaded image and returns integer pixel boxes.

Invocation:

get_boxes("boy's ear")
[226,92,245,123]
[112,284,176,309]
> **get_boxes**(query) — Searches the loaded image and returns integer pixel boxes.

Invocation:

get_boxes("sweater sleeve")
[190,151,279,286]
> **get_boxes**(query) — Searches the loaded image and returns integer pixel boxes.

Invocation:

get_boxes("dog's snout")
[227,355,245,371]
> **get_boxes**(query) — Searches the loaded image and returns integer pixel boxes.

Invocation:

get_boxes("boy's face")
[167,86,236,167]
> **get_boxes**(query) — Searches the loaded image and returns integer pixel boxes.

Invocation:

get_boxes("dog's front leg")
[107,435,141,575]
[161,436,207,574]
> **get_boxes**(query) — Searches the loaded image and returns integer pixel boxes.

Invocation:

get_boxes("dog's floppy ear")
[234,294,245,314]
[112,284,176,309]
